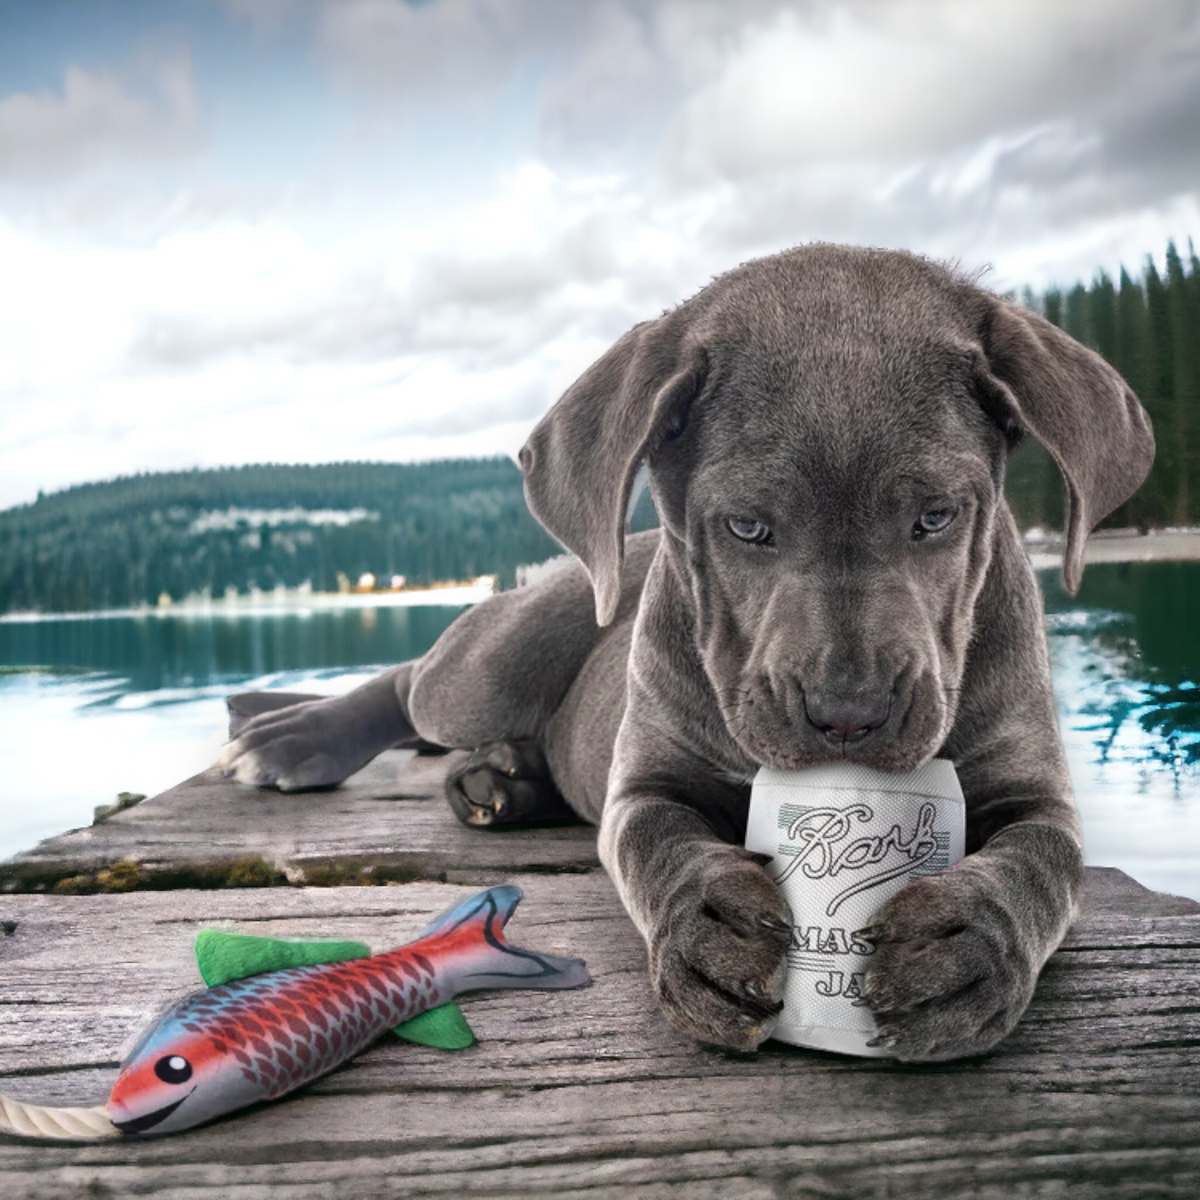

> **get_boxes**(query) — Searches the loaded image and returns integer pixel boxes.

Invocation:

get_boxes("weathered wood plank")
[0,751,600,893]
[1,868,1198,1198]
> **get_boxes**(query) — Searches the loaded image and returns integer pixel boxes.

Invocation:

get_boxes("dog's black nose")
[803,689,891,744]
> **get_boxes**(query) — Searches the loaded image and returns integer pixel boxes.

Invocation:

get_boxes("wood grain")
[0,750,600,894]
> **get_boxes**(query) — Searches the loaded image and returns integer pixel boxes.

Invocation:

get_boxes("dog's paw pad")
[445,744,575,827]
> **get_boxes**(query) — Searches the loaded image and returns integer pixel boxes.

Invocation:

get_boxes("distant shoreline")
[1024,528,1200,571]
[0,578,496,624]
[2,531,1197,624]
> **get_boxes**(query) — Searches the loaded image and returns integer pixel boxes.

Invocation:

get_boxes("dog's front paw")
[647,848,792,1052]
[861,868,1037,1062]
[217,699,362,792]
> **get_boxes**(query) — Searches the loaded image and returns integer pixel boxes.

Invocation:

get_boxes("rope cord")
[0,1093,121,1141]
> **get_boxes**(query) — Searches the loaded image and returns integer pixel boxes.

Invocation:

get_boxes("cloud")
[659,1,1200,183]
[631,0,1200,289]
[0,54,203,182]
[316,0,537,99]
[1,0,1197,510]
[535,3,673,160]
[222,0,298,38]
[120,160,690,380]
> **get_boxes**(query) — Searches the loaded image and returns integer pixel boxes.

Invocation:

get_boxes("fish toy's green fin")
[194,930,371,987]
[392,1003,475,1050]
[194,930,474,1048]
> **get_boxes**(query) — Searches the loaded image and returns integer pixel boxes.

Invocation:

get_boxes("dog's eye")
[727,517,774,546]
[914,507,958,538]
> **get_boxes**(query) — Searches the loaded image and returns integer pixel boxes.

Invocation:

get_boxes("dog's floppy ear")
[974,297,1154,594]
[520,315,705,626]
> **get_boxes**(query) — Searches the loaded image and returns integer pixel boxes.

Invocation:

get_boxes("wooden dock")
[2,749,1199,1198]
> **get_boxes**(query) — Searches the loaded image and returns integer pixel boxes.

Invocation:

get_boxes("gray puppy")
[219,245,1153,1061]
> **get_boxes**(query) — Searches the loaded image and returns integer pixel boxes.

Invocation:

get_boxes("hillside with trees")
[0,459,565,614]
[0,242,1195,616]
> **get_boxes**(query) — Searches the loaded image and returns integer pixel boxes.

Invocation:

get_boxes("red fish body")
[107,886,588,1135]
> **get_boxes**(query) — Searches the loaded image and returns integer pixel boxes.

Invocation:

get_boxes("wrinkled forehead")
[689,249,983,429]
[691,331,993,492]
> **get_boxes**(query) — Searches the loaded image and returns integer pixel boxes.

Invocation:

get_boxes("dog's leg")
[219,533,658,799]
[857,534,1086,1062]
[436,604,636,828]
[406,534,655,826]
[218,664,425,790]
[600,756,793,1053]
[218,560,600,792]
[226,689,446,753]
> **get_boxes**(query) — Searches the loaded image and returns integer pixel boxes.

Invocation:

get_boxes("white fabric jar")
[745,759,966,1056]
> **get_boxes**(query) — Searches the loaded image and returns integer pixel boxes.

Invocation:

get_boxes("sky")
[1,0,1198,511]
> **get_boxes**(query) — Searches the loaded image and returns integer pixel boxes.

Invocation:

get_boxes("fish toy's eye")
[154,1055,193,1085]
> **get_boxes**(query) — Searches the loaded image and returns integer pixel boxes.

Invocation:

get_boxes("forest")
[1006,240,1199,533]
[0,242,1196,615]
[0,459,565,613]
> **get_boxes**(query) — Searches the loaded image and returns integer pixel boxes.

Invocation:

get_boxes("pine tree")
[1165,241,1199,525]
[1110,267,1153,529]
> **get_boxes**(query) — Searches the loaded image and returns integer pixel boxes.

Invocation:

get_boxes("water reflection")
[0,605,465,861]
[1042,562,1199,778]
[1040,561,1197,899]
[0,605,464,695]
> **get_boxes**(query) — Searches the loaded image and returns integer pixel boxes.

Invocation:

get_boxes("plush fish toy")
[0,886,589,1139]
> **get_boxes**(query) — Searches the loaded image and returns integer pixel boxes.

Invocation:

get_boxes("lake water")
[1,562,1197,900]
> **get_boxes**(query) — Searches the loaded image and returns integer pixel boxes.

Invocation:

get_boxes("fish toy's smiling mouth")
[112,1089,194,1135]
